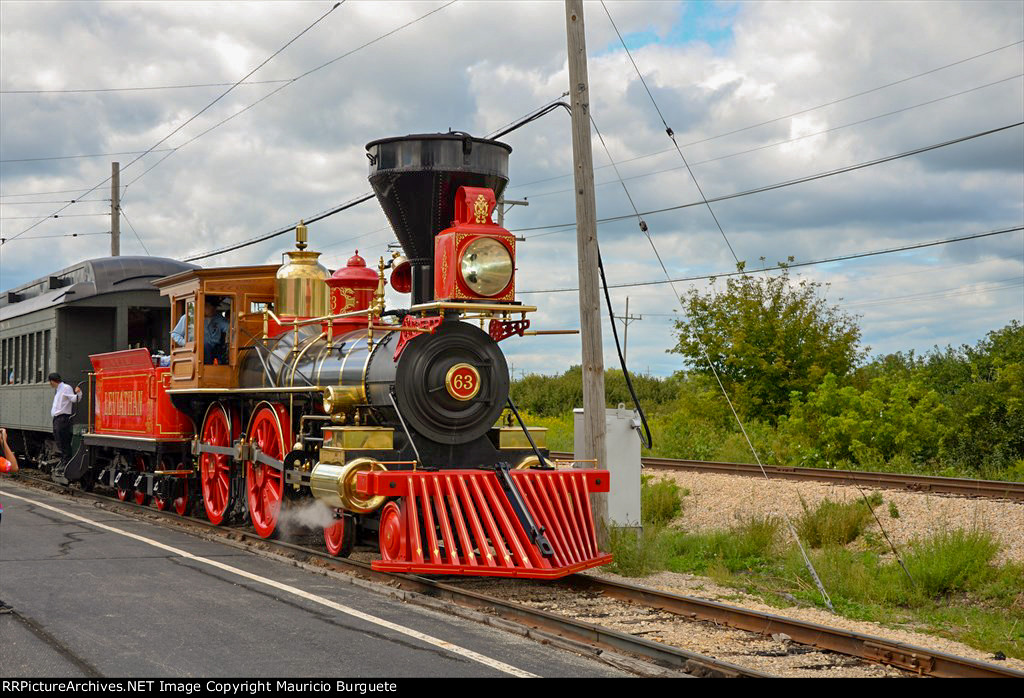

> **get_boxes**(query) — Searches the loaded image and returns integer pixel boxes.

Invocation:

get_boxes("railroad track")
[11,470,1023,678]
[550,452,1024,501]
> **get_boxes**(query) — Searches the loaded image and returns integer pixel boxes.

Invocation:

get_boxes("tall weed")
[796,493,882,547]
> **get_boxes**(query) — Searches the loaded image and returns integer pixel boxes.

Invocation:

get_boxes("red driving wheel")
[324,514,355,557]
[245,404,290,539]
[378,501,405,562]
[200,403,236,525]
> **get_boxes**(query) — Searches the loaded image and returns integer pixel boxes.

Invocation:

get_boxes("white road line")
[3,490,538,678]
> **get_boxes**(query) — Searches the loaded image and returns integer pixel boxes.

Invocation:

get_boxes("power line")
[518,225,1024,294]
[1,79,291,95]
[182,193,375,262]
[0,212,108,220]
[123,1,456,194]
[3,3,344,245]
[521,74,1023,201]
[118,205,150,256]
[514,121,1024,236]
[0,148,175,165]
[0,231,109,243]
[600,1,739,265]
[0,187,124,199]
[845,277,1024,309]
[0,199,111,205]
[507,38,1024,192]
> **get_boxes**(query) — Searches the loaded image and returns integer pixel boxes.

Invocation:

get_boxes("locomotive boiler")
[72,133,612,578]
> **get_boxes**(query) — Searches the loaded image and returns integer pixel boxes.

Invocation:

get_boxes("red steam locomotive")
[66,134,612,579]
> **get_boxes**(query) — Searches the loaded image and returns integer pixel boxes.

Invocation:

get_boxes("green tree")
[671,269,866,422]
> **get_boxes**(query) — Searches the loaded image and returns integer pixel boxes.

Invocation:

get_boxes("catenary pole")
[565,0,608,537]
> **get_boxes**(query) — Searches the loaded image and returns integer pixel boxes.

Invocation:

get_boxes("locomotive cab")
[155,266,278,389]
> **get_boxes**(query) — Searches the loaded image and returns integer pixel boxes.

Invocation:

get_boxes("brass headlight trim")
[459,237,513,297]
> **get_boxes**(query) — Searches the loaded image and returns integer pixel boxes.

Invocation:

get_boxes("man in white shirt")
[48,372,82,464]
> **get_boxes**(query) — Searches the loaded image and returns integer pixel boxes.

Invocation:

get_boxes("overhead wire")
[2,2,346,245]
[514,121,1024,235]
[123,1,456,194]
[521,74,1024,201]
[181,193,375,262]
[0,231,109,243]
[117,204,150,256]
[518,226,1024,294]
[506,38,1024,191]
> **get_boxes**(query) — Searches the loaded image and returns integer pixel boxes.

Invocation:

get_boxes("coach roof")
[0,256,198,321]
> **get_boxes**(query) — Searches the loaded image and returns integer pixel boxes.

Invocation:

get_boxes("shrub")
[641,475,683,526]
[902,529,1000,598]
[607,525,670,577]
[796,493,882,547]
[665,516,780,573]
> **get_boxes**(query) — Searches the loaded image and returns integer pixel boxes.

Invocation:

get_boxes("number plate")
[445,363,481,401]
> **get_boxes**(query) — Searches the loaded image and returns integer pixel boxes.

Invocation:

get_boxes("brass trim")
[497,426,548,450]
[515,455,555,470]
[445,362,481,401]
[408,301,536,314]
[309,457,388,513]
[322,426,393,450]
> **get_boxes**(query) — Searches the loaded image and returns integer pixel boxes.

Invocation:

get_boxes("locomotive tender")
[23,134,612,578]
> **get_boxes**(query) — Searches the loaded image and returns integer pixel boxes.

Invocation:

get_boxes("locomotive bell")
[276,221,330,319]
[389,252,412,294]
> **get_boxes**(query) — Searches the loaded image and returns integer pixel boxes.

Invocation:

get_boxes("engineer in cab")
[171,296,229,364]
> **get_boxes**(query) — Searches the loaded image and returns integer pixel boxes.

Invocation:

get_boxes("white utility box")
[573,406,642,530]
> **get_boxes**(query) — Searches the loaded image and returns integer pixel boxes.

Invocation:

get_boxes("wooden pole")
[614,296,642,365]
[565,0,607,537]
[110,162,120,257]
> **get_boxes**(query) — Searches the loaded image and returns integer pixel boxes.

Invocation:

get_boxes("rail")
[549,452,1024,501]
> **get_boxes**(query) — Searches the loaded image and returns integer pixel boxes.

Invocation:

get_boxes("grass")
[795,492,883,547]
[664,516,780,574]
[641,475,685,526]
[607,482,1023,658]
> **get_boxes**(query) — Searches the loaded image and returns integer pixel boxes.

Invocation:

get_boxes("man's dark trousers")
[53,413,73,463]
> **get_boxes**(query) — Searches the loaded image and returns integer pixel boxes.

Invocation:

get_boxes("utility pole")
[614,296,643,365]
[565,0,607,534]
[110,161,120,257]
[496,197,529,227]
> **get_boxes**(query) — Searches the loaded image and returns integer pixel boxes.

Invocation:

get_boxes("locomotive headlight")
[460,238,513,297]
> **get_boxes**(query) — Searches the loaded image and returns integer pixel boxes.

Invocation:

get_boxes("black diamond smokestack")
[366,134,511,306]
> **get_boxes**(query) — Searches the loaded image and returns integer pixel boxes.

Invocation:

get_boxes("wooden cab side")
[155,266,277,390]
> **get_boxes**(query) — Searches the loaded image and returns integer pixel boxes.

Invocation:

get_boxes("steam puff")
[274,499,337,541]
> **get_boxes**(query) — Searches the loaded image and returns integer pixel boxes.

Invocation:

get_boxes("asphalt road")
[0,480,628,679]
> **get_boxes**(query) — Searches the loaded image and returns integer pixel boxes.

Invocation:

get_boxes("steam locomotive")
[45,134,612,579]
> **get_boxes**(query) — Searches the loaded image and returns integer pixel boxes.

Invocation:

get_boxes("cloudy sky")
[1,0,1021,377]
